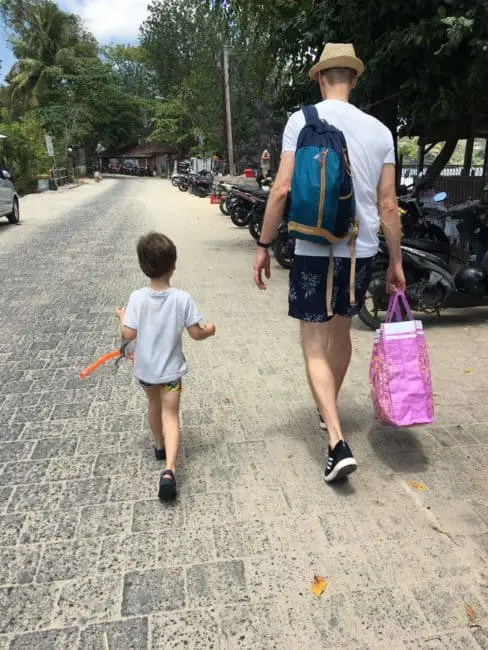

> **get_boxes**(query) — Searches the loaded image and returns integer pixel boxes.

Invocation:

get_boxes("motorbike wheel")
[171,177,179,187]
[230,205,251,227]
[249,215,263,241]
[272,237,294,270]
[219,197,230,215]
[179,181,189,192]
[358,273,389,330]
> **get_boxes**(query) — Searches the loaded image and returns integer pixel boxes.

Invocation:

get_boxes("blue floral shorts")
[288,255,374,322]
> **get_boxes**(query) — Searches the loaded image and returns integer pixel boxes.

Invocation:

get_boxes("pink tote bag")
[369,292,434,427]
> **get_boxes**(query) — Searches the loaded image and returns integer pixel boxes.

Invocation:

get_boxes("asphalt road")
[1,177,488,649]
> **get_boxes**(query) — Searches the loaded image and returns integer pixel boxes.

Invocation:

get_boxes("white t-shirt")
[124,287,202,384]
[282,99,395,258]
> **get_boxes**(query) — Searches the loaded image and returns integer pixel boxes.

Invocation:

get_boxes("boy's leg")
[161,387,181,473]
[144,386,164,451]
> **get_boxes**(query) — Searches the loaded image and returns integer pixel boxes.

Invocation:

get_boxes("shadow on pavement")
[367,425,430,474]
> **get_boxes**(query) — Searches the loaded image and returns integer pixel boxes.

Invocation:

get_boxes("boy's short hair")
[137,232,177,278]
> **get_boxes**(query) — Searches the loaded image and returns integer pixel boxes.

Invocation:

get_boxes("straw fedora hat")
[309,43,364,81]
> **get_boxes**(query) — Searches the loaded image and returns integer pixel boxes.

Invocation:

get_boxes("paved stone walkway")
[1,178,488,649]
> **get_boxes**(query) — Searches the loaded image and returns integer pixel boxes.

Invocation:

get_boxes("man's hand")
[386,263,406,294]
[115,307,125,321]
[253,247,271,290]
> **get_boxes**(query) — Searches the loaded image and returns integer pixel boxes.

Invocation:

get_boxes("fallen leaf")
[311,575,327,597]
[465,604,477,624]
[409,480,428,491]
[464,368,474,375]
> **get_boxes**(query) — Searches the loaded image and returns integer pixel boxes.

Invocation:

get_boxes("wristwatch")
[257,241,271,249]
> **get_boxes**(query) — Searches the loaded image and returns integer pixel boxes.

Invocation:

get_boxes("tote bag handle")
[386,291,414,323]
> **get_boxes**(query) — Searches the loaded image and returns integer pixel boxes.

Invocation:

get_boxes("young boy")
[116,232,215,501]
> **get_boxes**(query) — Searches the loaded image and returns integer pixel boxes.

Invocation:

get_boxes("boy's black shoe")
[324,441,357,483]
[154,447,166,461]
[159,469,177,501]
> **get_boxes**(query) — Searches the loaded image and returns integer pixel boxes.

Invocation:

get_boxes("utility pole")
[223,44,235,176]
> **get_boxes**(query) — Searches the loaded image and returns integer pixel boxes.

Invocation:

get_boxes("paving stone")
[0,583,58,634]
[132,499,183,532]
[151,610,219,649]
[20,421,67,440]
[0,424,24,443]
[36,539,101,583]
[13,406,54,423]
[0,442,34,462]
[47,456,96,481]
[0,513,25,546]
[99,534,156,572]
[76,502,133,538]
[157,525,215,566]
[8,483,65,513]
[94,452,141,476]
[53,575,121,627]
[0,460,50,487]
[20,508,79,544]
[33,436,77,458]
[0,546,40,585]
[184,492,235,527]
[9,628,80,650]
[186,560,248,608]
[60,478,111,509]
[121,568,185,616]
[214,519,271,559]
[78,618,148,650]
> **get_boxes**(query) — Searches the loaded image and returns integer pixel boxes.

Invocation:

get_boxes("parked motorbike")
[188,171,213,197]
[359,194,488,329]
[272,221,295,269]
[229,186,266,227]
[399,187,449,244]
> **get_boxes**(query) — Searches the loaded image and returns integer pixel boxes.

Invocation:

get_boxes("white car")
[0,169,20,224]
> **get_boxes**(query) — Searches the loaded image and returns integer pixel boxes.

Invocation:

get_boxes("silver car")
[0,169,20,224]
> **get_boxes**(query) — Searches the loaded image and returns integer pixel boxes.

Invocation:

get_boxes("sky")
[0,0,151,80]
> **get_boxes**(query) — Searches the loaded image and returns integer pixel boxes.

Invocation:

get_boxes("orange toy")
[79,349,121,380]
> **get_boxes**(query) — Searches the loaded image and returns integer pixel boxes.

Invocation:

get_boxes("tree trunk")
[416,138,458,191]
[463,137,474,176]
[370,98,399,186]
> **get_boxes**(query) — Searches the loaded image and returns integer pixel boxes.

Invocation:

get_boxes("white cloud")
[60,0,150,43]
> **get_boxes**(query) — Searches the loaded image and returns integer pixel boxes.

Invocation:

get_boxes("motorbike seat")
[446,200,482,219]
[402,237,450,257]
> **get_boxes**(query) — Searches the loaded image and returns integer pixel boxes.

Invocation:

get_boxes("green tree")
[101,44,157,99]
[234,0,488,183]
[0,108,49,192]
[2,0,97,115]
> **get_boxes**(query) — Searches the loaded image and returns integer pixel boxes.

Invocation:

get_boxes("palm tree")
[5,0,97,115]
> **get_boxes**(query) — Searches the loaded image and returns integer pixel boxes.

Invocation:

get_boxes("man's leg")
[301,321,343,448]
[327,315,353,397]
[301,320,357,482]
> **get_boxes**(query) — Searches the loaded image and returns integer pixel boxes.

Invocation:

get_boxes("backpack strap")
[302,105,320,124]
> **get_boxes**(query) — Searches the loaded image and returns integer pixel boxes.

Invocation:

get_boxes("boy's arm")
[116,307,137,341]
[186,323,216,341]
[184,294,215,340]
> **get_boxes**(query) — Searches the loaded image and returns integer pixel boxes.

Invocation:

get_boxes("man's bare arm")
[378,163,406,292]
[378,164,401,264]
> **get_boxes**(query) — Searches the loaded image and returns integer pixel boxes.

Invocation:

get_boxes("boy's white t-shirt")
[282,99,395,258]
[124,287,202,384]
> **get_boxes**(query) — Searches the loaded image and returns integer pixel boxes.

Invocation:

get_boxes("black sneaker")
[158,469,177,501]
[316,408,327,431]
[324,441,357,483]
[154,447,166,461]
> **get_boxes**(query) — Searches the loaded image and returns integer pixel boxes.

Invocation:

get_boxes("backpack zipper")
[317,149,328,228]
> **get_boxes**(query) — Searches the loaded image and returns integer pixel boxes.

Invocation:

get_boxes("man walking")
[253,43,405,483]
